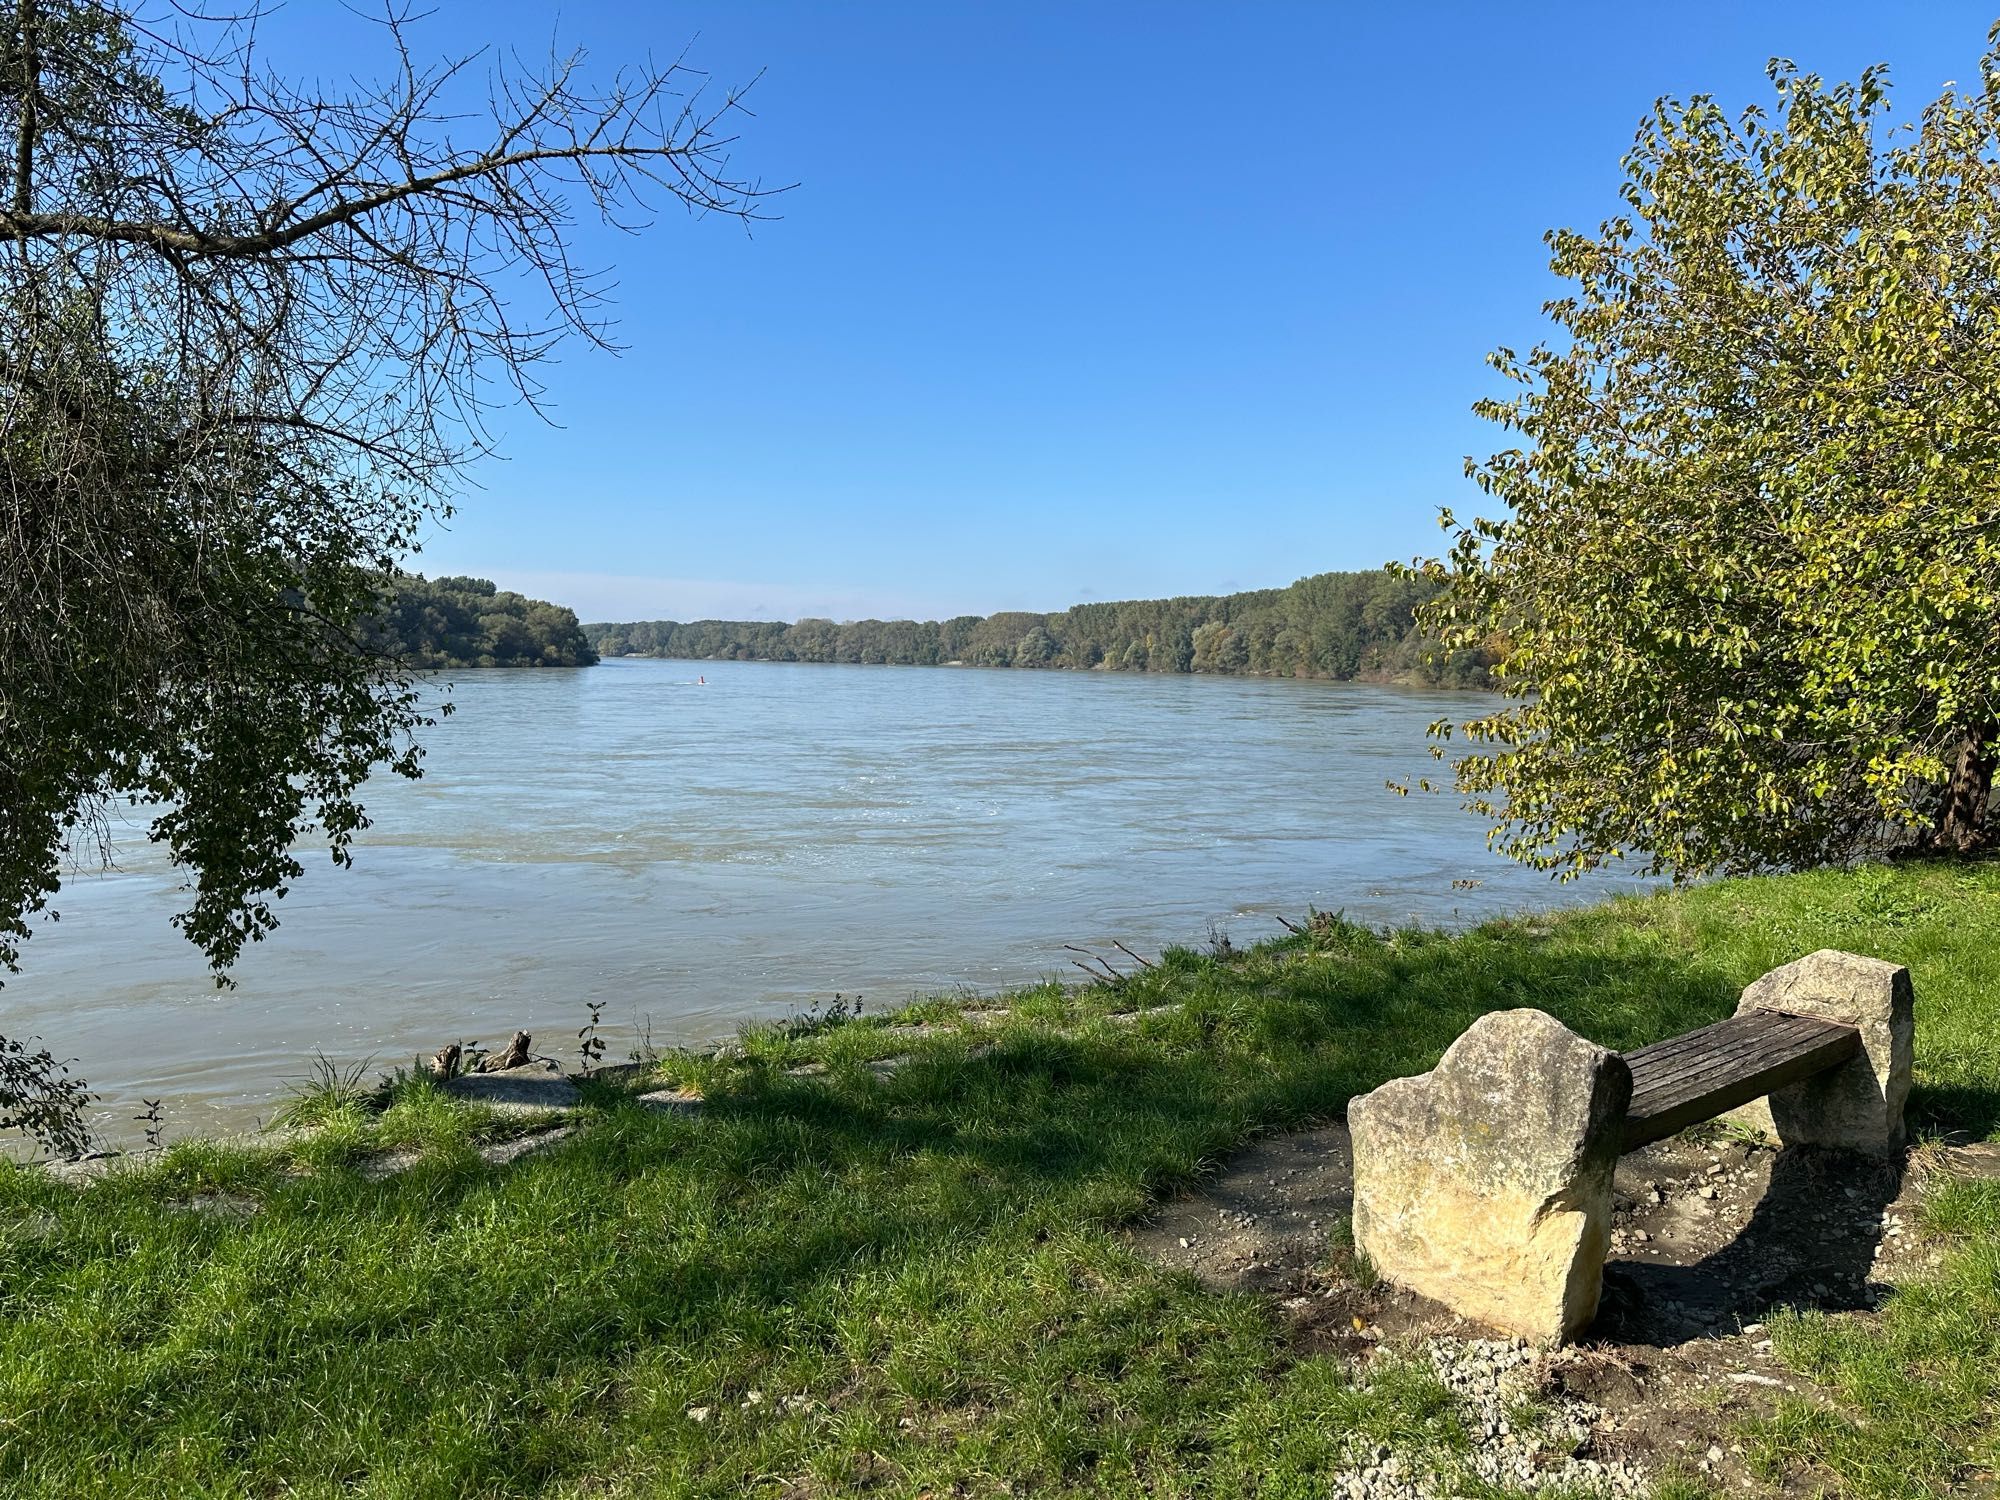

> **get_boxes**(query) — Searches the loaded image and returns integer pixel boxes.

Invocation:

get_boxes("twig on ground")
[1112,941,1156,969]
[1062,944,1124,981]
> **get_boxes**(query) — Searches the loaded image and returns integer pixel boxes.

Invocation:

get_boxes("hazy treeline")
[367,575,599,668]
[586,571,1490,685]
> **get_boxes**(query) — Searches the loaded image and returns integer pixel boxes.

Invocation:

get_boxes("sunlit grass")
[0,859,1995,1497]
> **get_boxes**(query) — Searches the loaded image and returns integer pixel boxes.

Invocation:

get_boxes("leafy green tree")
[1014,625,1056,666]
[1191,620,1250,673]
[585,570,1470,685]
[1415,47,2000,878]
[366,575,593,668]
[786,619,839,663]
[1,1,769,1148]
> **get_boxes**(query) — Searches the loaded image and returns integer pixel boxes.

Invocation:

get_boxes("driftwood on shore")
[478,1031,532,1073]
[426,1031,532,1083]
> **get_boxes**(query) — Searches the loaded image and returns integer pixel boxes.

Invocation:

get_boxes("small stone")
[686,1405,712,1424]
[638,1087,703,1115]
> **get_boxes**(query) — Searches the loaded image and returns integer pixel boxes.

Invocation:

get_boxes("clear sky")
[253,2,2000,623]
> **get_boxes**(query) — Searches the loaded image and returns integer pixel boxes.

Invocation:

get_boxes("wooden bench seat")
[1618,1009,1862,1153]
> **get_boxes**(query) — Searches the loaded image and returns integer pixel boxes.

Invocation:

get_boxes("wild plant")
[134,1098,165,1152]
[275,1054,377,1128]
[578,1001,608,1073]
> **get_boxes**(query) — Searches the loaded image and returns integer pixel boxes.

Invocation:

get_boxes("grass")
[1745,1174,2000,1497]
[0,860,1996,1497]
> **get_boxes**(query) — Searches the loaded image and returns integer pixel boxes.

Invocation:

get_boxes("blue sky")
[256,3,1999,623]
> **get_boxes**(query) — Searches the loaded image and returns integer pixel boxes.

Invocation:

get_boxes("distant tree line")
[585,571,1491,685]
[368,576,599,668]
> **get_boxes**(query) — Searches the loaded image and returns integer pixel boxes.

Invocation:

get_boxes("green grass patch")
[1,860,1996,1496]
[1745,1176,2000,1497]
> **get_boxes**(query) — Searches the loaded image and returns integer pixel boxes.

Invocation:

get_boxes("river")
[5,658,1649,1147]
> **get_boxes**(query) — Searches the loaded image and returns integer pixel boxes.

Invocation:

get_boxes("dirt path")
[1126,1121,1964,1492]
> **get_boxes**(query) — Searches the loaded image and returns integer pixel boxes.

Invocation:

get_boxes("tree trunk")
[1933,722,1996,854]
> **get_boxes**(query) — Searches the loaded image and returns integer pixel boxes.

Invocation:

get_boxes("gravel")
[1331,1338,1649,1499]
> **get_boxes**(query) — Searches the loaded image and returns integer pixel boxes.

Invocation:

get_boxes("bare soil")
[1126,1121,1965,1490]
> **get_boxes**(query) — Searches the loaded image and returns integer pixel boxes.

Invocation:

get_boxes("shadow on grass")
[1908,1080,2000,1141]
[0,927,1924,1493]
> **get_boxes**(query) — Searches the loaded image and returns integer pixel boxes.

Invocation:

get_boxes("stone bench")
[1348,950,1914,1344]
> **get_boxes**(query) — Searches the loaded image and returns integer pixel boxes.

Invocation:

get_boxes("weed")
[781,991,864,1040]
[578,1000,608,1074]
[273,1053,376,1129]
[132,1098,164,1153]
[628,1009,660,1066]
[1502,1394,1555,1438]
[1852,862,1933,928]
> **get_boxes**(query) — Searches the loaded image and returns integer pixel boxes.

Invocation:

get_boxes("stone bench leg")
[1727,950,1914,1156]
[1349,1010,1632,1345]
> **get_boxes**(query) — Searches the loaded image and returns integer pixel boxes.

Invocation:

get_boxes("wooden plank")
[1624,1045,1856,1149]
[1625,1020,1837,1101]
[1623,1012,1837,1089]
[1617,1021,1764,1070]
[1618,1017,1832,1085]
[1623,1010,1831,1075]
[1624,1016,1850,1103]
[1621,1015,1859,1150]
[1627,1041,1832,1112]
[1618,1012,1861,1153]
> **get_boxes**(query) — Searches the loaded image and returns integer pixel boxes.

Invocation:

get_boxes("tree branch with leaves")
[0,0,778,1152]
[1412,40,2000,881]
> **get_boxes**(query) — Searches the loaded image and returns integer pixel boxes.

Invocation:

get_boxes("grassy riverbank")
[2,862,1996,1498]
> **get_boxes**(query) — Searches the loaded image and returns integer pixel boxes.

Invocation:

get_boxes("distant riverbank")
[584,567,1495,686]
[370,573,597,668]
[606,649,1443,688]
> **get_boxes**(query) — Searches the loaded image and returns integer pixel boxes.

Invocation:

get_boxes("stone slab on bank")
[442,1062,581,1115]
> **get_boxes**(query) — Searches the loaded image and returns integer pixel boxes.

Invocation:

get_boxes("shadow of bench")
[1348,950,1915,1344]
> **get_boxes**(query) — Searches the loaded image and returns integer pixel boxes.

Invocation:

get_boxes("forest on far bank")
[367,575,599,668]
[585,570,1492,686]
